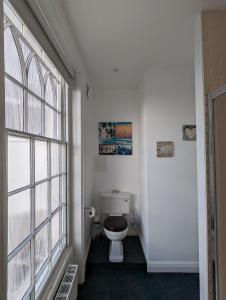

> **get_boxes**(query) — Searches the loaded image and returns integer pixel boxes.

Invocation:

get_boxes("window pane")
[28,94,42,135]
[8,136,30,192]
[51,142,59,176]
[51,177,59,212]
[52,246,60,264]
[8,189,31,254]
[45,106,55,139]
[57,113,61,140]
[51,212,60,249]
[5,77,23,131]
[62,175,66,204]
[62,144,66,173]
[35,225,48,274]
[4,27,22,83]
[35,140,48,182]
[28,57,41,97]
[62,206,66,236]
[45,76,54,107]
[35,266,48,293]
[40,63,47,80]
[35,182,48,227]
[19,38,31,63]
[56,81,61,111]
[8,243,31,300]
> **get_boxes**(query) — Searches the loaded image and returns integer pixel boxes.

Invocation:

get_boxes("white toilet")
[101,191,130,263]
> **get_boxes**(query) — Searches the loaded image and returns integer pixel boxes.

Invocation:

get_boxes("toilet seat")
[104,216,128,232]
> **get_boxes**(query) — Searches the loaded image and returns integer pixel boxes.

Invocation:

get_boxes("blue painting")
[99,122,132,155]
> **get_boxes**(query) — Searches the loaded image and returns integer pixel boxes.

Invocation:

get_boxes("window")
[4,2,68,299]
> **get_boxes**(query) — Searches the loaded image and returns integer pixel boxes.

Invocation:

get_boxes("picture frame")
[157,141,174,157]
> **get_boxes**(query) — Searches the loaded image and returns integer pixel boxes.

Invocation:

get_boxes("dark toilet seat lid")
[104,216,128,232]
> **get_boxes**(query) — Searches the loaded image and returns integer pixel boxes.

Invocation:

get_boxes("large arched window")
[4,26,22,83]
[4,4,69,300]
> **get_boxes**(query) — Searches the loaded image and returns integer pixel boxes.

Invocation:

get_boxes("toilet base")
[109,240,124,262]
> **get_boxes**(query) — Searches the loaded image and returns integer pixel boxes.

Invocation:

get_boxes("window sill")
[38,246,73,300]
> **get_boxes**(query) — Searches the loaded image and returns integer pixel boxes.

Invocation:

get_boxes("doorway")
[209,85,226,300]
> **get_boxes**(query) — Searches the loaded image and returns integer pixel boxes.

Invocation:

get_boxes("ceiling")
[59,0,226,89]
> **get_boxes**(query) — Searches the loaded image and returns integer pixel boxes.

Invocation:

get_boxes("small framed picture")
[183,125,196,141]
[157,142,174,157]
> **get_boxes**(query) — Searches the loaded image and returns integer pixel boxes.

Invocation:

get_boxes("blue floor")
[78,270,199,300]
[78,237,200,300]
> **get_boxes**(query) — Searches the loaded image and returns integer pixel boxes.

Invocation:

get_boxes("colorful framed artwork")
[183,125,196,141]
[99,122,132,155]
[157,141,174,157]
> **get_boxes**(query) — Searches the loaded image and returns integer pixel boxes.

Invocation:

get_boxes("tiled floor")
[78,237,200,300]
[86,236,146,269]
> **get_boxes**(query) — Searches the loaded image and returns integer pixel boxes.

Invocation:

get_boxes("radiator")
[55,265,78,300]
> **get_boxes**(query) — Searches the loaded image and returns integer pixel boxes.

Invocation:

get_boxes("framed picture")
[183,125,196,141]
[99,122,132,155]
[157,141,174,157]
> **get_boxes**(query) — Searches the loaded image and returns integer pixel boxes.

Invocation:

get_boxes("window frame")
[3,3,71,299]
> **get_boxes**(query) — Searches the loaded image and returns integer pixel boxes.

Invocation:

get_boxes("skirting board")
[147,261,199,273]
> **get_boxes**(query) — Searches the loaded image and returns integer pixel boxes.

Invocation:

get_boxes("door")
[210,88,226,300]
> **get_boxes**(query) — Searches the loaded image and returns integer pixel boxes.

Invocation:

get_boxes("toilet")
[101,191,130,262]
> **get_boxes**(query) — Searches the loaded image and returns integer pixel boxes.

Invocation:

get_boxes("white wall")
[194,15,208,300]
[83,88,96,255]
[141,66,199,272]
[93,89,141,234]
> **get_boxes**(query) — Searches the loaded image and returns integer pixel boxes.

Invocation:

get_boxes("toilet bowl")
[104,216,128,262]
[101,191,131,262]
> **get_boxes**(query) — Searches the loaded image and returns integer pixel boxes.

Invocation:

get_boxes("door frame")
[208,84,226,300]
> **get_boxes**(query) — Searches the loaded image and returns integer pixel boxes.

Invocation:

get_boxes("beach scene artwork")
[99,122,132,155]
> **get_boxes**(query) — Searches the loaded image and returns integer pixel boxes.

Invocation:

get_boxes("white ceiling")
[59,0,226,89]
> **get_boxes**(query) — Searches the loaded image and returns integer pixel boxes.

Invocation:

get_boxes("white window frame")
[3,2,72,299]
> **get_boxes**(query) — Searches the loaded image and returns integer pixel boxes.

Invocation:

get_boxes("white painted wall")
[93,89,141,234]
[194,15,208,300]
[141,66,199,272]
[83,88,96,256]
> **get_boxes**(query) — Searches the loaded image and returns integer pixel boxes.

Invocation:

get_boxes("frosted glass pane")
[28,94,42,135]
[51,177,59,212]
[8,136,30,192]
[19,38,31,63]
[35,140,48,182]
[8,189,31,254]
[5,77,23,131]
[52,246,60,264]
[35,225,48,274]
[4,27,22,83]
[45,76,54,107]
[45,106,55,139]
[51,143,59,176]
[51,212,59,249]
[40,63,47,79]
[62,206,66,236]
[62,175,66,204]
[56,82,61,111]
[35,266,48,292]
[57,113,62,140]
[62,145,66,173]
[8,244,31,300]
[28,57,41,97]
[35,182,48,227]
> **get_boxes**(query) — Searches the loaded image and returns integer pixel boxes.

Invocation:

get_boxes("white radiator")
[55,265,78,300]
